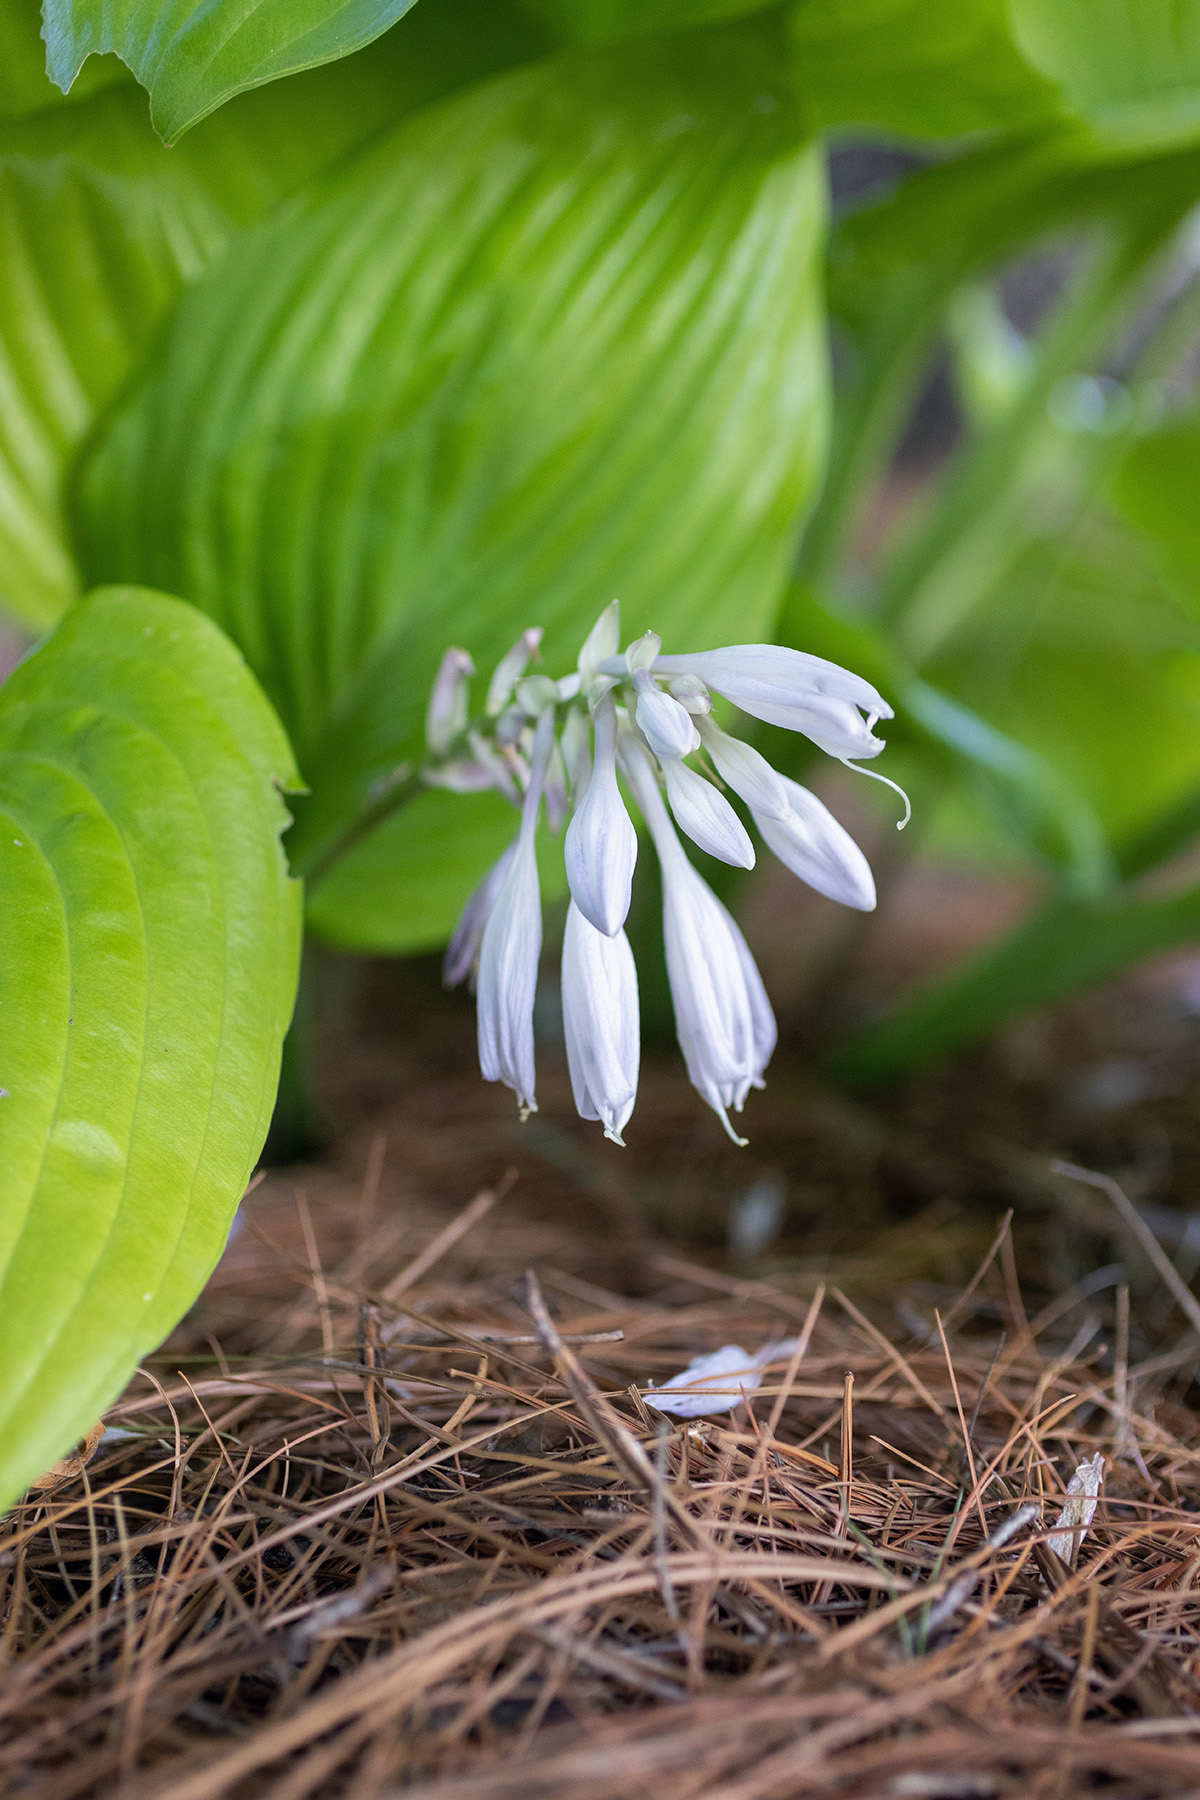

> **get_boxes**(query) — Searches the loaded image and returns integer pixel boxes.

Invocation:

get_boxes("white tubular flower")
[444,842,517,989]
[661,758,754,868]
[648,645,891,760]
[632,675,700,760]
[564,692,637,935]
[476,709,555,1117]
[426,648,474,753]
[622,741,774,1144]
[561,901,639,1146]
[486,627,542,716]
[753,776,876,911]
[696,715,789,821]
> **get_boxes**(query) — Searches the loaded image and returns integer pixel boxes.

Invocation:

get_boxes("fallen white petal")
[645,1338,799,1417]
[1046,1453,1104,1567]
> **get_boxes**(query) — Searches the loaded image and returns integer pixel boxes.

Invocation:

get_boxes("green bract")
[0,586,300,1509]
[75,17,829,952]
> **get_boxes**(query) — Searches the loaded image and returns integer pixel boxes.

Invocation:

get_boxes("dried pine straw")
[7,1136,1200,1800]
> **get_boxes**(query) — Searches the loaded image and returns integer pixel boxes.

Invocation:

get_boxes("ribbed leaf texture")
[75,18,829,951]
[0,4,546,631]
[0,586,301,1509]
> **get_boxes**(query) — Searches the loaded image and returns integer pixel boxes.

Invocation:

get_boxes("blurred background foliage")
[6,0,1200,1088]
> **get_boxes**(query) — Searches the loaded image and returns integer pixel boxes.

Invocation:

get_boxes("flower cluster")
[431,604,904,1145]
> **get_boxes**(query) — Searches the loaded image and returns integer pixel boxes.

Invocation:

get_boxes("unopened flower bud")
[426,648,473,754]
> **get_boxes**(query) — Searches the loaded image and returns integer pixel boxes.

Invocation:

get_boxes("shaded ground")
[9,864,1200,1797]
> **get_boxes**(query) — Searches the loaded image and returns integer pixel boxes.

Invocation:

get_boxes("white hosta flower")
[486,628,543,716]
[564,693,637,935]
[561,901,639,1146]
[444,843,517,990]
[696,715,788,821]
[427,604,900,1147]
[753,776,876,910]
[623,742,775,1142]
[425,648,474,753]
[649,645,891,760]
[661,758,754,868]
[476,711,555,1117]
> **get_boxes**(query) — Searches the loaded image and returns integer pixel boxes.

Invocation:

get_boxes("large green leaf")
[0,586,300,1508]
[788,0,1062,138]
[75,19,829,951]
[1010,0,1200,150]
[0,0,124,120]
[43,0,421,140]
[0,0,551,631]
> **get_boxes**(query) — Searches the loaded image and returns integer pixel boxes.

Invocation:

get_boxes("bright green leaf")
[0,0,125,121]
[0,585,300,1508]
[0,0,549,631]
[43,0,421,140]
[788,0,1062,138]
[74,19,829,950]
[1010,0,1200,150]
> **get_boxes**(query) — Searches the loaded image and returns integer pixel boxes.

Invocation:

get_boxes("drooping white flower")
[696,714,789,821]
[661,758,755,868]
[564,692,637,935]
[622,740,775,1143]
[561,901,639,1146]
[753,776,876,910]
[475,710,555,1117]
[444,842,517,990]
[646,645,891,761]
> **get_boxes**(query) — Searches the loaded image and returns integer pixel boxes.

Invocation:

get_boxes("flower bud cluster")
[429,603,904,1145]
